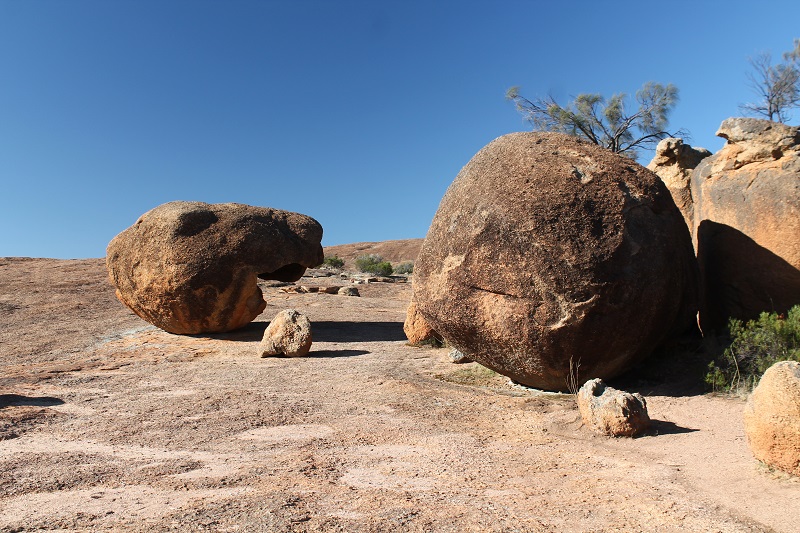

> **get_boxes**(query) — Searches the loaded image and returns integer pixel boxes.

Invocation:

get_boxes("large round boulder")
[743,361,800,476]
[692,118,800,331]
[413,132,699,391]
[107,201,323,334]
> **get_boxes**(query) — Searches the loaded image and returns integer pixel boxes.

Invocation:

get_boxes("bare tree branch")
[506,82,683,158]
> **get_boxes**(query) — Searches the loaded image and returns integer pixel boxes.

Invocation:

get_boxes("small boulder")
[577,379,650,437]
[318,286,342,294]
[338,286,360,297]
[258,309,313,358]
[404,301,442,345]
[448,348,472,364]
[107,201,323,334]
[743,361,800,476]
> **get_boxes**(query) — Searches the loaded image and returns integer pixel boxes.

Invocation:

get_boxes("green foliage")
[705,306,800,393]
[394,261,414,275]
[506,82,684,158]
[354,254,394,276]
[322,255,344,269]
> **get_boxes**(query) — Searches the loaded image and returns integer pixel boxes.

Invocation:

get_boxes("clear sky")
[1,0,798,258]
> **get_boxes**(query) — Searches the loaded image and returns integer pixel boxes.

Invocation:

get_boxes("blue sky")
[1,1,798,258]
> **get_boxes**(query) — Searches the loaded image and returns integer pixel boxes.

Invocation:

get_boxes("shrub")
[354,254,393,276]
[394,261,414,275]
[322,256,344,269]
[705,305,800,393]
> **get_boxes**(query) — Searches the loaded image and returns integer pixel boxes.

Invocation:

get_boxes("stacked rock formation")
[413,132,699,391]
[646,137,711,229]
[107,201,323,334]
[691,118,800,330]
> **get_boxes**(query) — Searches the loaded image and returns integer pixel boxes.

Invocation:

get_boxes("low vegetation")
[394,261,414,275]
[322,255,344,269]
[354,254,393,276]
[705,305,800,393]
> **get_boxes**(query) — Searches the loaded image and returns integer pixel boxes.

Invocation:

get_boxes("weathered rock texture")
[692,118,800,331]
[107,201,323,334]
[403,301,442,345]
[258,309,313,357]
[743,361,800,476]
[413,132,699,390]
[647,137,711,229]
[448,348,472,364]
[338,286,360,297]
[577,379,650,437]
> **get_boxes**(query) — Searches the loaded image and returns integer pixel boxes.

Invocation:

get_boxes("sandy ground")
[1,256,798,532]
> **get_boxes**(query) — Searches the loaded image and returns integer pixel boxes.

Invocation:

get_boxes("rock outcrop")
[647,137,711,229]
[743,361,800,476]
[258,309,313,357]
[692,118,800,331]
[403,301,442,345]
[577,379,650,437]
[107,201,323,334]
[413,132,699,390]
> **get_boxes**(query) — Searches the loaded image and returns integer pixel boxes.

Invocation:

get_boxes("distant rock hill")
[322,238,423,269]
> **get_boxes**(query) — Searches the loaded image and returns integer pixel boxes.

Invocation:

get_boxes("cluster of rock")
[650,119,800,331]
[409,119,800,389]
[279,285,360,296]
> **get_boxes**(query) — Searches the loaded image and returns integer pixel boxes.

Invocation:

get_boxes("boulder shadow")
[313,321,406,343]
[696,220,800,332]
[0,394,65,408]
[647,419,699,436]
[202,320,407,343]
[309,349,370,358]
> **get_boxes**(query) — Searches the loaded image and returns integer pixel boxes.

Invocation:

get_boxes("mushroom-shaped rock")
[577,379,650,437]
[692,118,800,331]
[106,201,323,334]
[258,309,313,358]
[413,132,699,390]
[743,361,800,476]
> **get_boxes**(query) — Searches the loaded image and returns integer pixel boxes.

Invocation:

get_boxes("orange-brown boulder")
[107,201,323,334]
[692,118,800,331]
[258,309,313,358]
[577,379,650,437]
[403,300,441,345]
[413,132,699,391]
[743,361,800,476]
[646,137,710,229]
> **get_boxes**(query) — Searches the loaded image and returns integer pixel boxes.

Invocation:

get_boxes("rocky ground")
[1,253,798,532]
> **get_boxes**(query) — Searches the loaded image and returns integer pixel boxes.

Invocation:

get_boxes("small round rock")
[258,309,312,358]
[338,286,360,296]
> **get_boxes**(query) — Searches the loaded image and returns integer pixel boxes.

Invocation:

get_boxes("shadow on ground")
[0,394,65,408]
[206,321,406,343]
[647,419,699,436]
